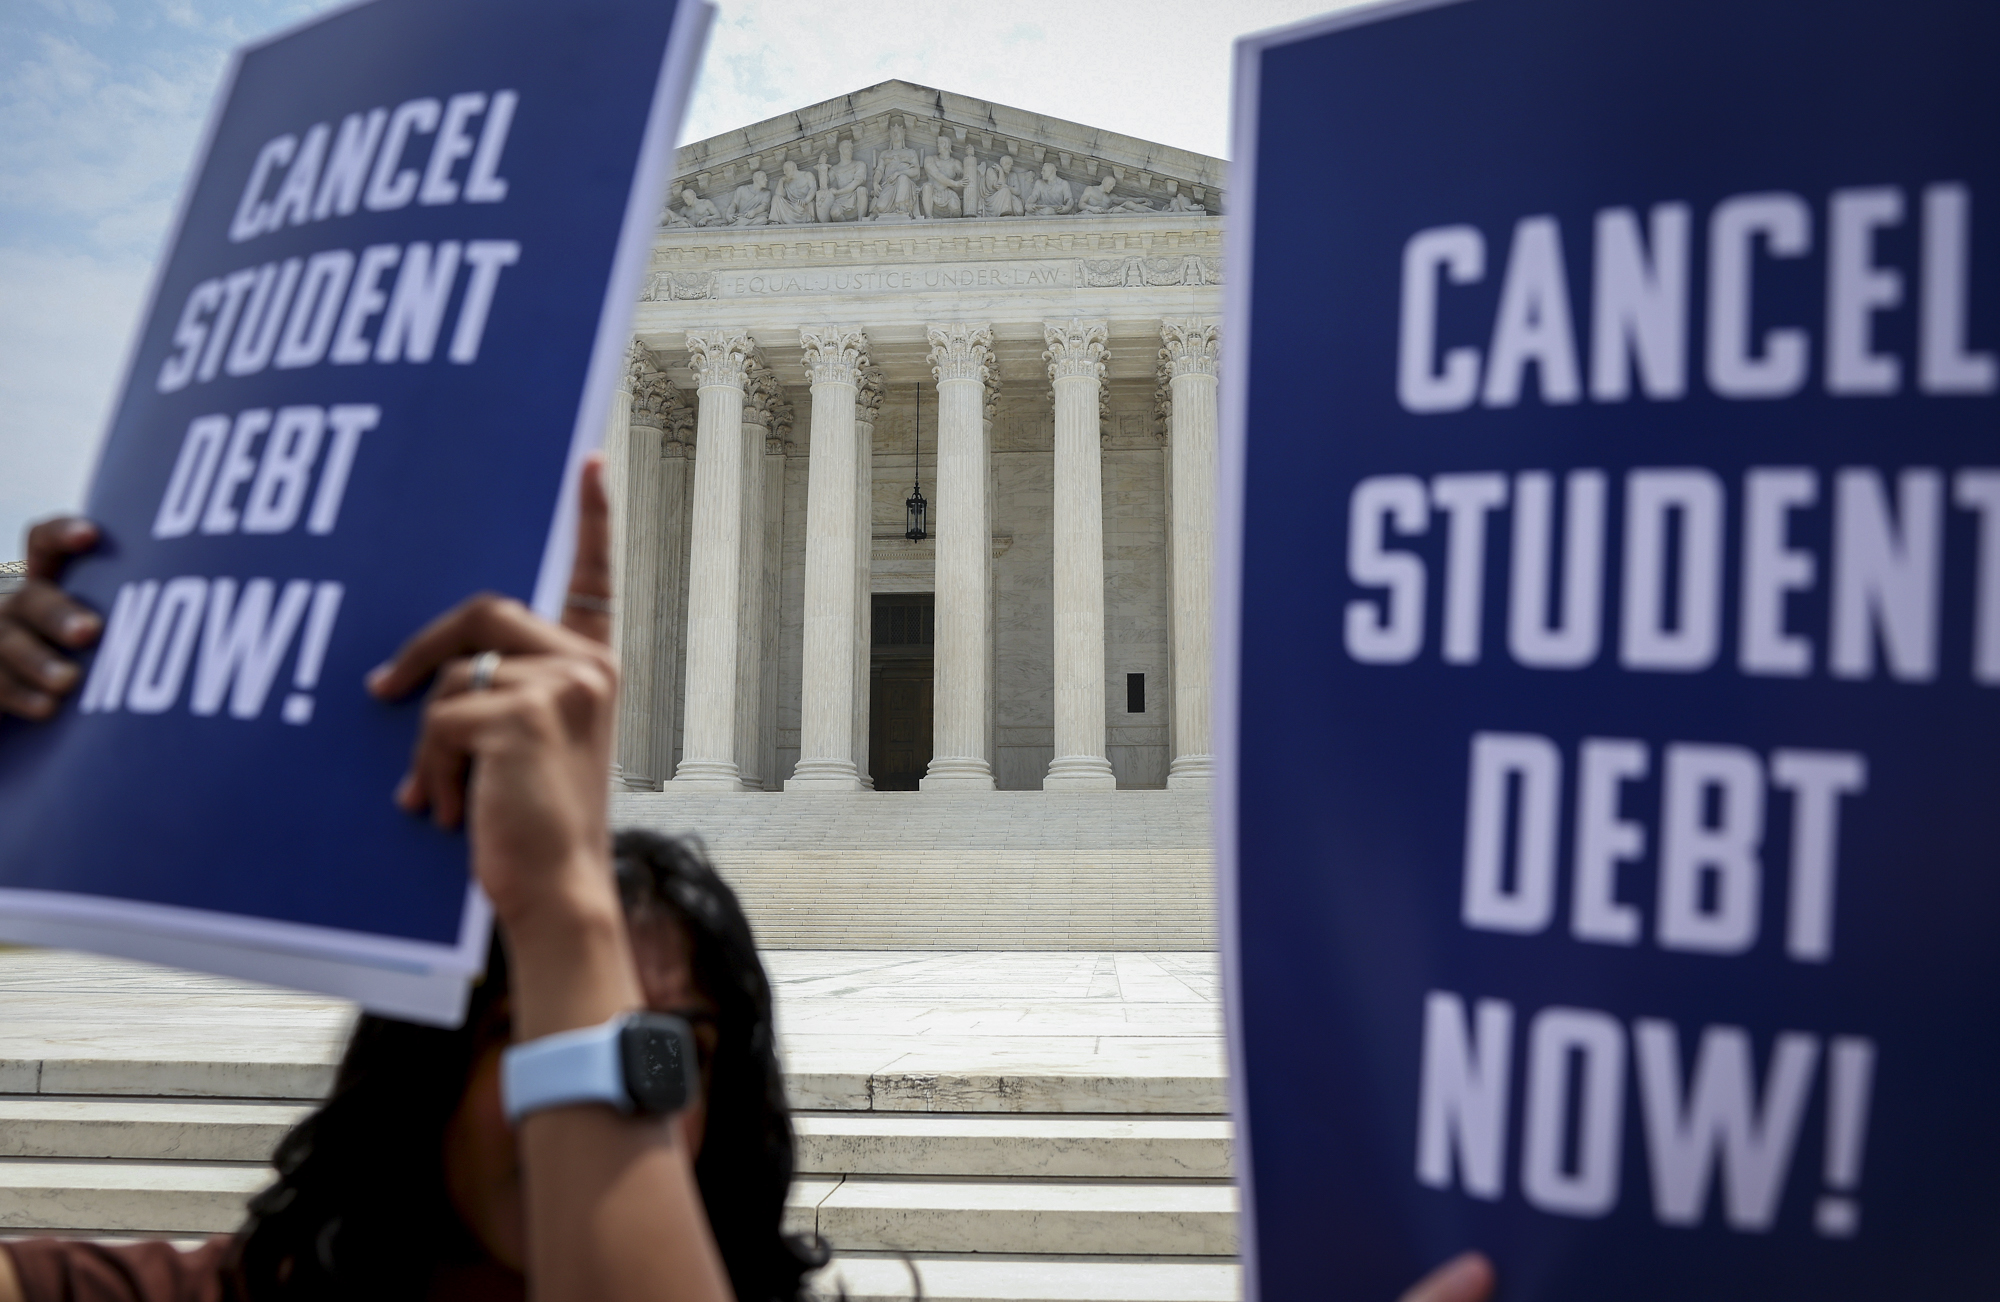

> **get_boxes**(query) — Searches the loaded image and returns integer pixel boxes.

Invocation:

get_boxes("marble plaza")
[604,79,1224,795]
[0,948,1237,1301]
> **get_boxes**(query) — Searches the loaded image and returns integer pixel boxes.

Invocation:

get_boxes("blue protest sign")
[0,0,711,1024]
[1220,0,1998,1294]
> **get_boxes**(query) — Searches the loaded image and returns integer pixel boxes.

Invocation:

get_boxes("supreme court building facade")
[604,81,1223,794]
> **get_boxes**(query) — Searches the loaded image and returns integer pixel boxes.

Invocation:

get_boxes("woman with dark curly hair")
[215,830,825,1302]
[0,459,825,1302]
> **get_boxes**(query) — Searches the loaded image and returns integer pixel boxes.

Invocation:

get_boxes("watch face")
[620,1014,694,1115]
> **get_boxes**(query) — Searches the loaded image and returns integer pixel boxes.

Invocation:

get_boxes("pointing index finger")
[562,452,613,647]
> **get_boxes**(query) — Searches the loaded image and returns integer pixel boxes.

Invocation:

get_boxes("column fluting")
[921,323,997,791]
[788,327,870,791]
[602,348,636,789]
[760,424,788,791]
[651,389,695,780]
[1042,320,1117,790]
[733,359,777,791]
[1163,318,1220,789]
[853,366,884,790]
[672,329,753,788]
[612,343,669,790]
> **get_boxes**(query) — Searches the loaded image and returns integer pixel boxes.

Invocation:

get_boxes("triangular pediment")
[665,80,1225,228]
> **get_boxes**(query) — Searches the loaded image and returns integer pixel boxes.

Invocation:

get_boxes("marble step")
[0,1061,1226,1116]
[0,1159,270,1235]
[0,1101,1230,1177]
[613,789,1213,848]
[787,1176,1237,1257]
[809,1253,1241,1302]
[795,1113,1231,1180]
[0,1241,1243,1302]
[2,1170,1237,1257]
[0,1099,306,1163]
[612,790,1217,951]
[787,1067,1226,1115]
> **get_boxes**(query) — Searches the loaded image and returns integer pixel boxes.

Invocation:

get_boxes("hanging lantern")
[905,384,929,541]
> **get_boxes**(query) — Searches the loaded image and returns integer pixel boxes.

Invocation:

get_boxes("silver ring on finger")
[468,650,502,693]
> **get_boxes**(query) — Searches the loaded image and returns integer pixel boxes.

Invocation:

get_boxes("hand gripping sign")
[0,0,711,1025]
[1221,0,1998,1295]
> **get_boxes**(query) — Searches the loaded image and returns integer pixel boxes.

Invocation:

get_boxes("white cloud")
[677,0,1365,160]
[0,242,140,550]
[32,0,116,26]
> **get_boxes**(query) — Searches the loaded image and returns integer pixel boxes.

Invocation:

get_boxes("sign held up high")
[0,0,711,1025]
[1221,0,1998,1296]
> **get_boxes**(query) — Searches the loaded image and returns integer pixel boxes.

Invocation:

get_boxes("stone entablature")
[644,252,1223,303]
[662,81,1225,232]
[642,214,1223,302]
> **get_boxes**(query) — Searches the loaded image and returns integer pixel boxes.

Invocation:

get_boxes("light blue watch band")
[501,1016,629,1126]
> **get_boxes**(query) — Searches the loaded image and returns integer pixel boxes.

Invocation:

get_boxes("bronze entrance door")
[869,593,934,790]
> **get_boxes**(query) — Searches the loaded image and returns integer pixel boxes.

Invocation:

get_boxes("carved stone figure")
[644,270,718,301]
[1163,181,1206,214]
[1008,163,1036,211]
[726,171,772,226]
[920,135,972,220]
[814,138,870,222]
[1026,161,1075,216]
[871,119,921,219]
[768,160,818,225]
[678,186,724,227]
[662,200,691,228]
[978,153,1025,218]
[1079,174,1156,215]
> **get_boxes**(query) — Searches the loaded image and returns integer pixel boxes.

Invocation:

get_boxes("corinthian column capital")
[663,381,696,448]
[743,356,787,430]
[629,374,675,431]
[856,364,886,420]
[800,326,870,387]
[1160,317,1221,379]
[1043,319,1108,383]
[623,339,658,394]
[686,329,755,390]
[926,323,994,384]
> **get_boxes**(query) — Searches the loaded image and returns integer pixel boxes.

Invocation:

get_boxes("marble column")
[1042,320,1117,790]
[733,360,776,791]
[1163,318,1221,789]
[761,423,788,791]
[788,327,870,791]
[651,391,696,780]
[921,323,997,791]
[673,329,753,788]
[982,371,1000,778]
[853,366,884,789]
[611,343,669,790]
[602,354,636,787]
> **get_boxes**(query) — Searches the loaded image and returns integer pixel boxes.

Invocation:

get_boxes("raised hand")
[1398,1252,1494,1302]
[365,454,620,936]
[0,517,103,720]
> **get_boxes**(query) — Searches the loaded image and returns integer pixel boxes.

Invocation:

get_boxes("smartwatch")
[500,1011,699,1127]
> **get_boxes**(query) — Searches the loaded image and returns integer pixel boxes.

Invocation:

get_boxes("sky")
[0,0,1357,556]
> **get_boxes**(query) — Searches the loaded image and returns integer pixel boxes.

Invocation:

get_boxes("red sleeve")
[2,1238,236,1302]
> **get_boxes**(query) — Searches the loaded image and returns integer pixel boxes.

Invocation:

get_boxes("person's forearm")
[504,865,641,1042]
[0,1244,21,1302]
[520,1111,732,1302]
[506,870,733,1302]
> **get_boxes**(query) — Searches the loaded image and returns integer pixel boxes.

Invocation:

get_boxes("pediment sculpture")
[660,113,1220,230]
